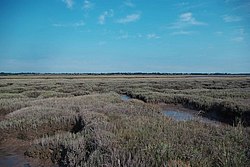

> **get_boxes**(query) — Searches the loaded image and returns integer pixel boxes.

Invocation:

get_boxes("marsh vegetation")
[0,75,250,166]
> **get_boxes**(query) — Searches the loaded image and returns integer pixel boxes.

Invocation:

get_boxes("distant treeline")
[0,72,250,76]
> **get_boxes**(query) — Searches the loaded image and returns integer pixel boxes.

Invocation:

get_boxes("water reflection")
[164,111,195,121]
[121,95,131,101]
[0,149,30,167]
[163,110,220,125]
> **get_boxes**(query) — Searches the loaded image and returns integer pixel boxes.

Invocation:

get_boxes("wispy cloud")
[117,30,130,39]
[169,12,206,29]
[237,28,245,35]
[83,0,94,10]
[123,0,135,7]
[118,33,129,39]
[146,33,160,39]
[98,10,114,25]
[171,30,193,36]
[175,2,189,7]
[117,30,147,39]
[231,36,244,42]
[175,2,209,11]
[62,0,74,9]
[231,28,246,42]
[52,21,85,27]
[215,31,223,35]
[180,13,205,25]
[117,13,140,24]
[222,15,242,22]
[224,0,234,3]
[232,2,250,11]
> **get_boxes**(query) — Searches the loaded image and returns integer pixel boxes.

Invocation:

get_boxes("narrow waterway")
[163,110,220,125]
[163,110,194,121]
[0,148,30,167]
[120,95,221,125]
[121,95,132,101]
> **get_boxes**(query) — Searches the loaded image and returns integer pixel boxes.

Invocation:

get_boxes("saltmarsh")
[0,75,250,166]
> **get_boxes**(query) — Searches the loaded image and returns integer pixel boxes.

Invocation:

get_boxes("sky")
[0,0,249,73]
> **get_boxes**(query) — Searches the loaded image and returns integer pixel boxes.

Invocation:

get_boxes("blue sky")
[0,0,249,73]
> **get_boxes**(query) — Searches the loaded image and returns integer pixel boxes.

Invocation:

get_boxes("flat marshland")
[0,75,250,166]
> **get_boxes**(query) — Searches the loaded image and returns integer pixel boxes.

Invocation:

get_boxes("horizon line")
[1,72,250,76]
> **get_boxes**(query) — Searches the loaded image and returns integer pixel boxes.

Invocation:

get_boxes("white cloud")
[116,31,160,40]
[147,33,160,39]
[232,2,250,11]
[52,21,85,27]
[237,28,245,35]
[117,31,145,40]
[169,12,206,29]
[215,31,223,35]
[231,28,246,42]
[171,30,193,36]
[98,15,105,25]
[73,21,85,27]
[117,30,130,39]
[231,36,244,42]
[98,9,114,24]
[117,13,140,24]
[175,2,208,10]
[98,10,114,25]
[123,0,135,7]
[175,2,189,7]
[180,12,205,25]
[223,15,242,22]
[83,0,94,10]
[62,0,74,9]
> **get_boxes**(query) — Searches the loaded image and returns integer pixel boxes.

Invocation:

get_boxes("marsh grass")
[0,76,250,166]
